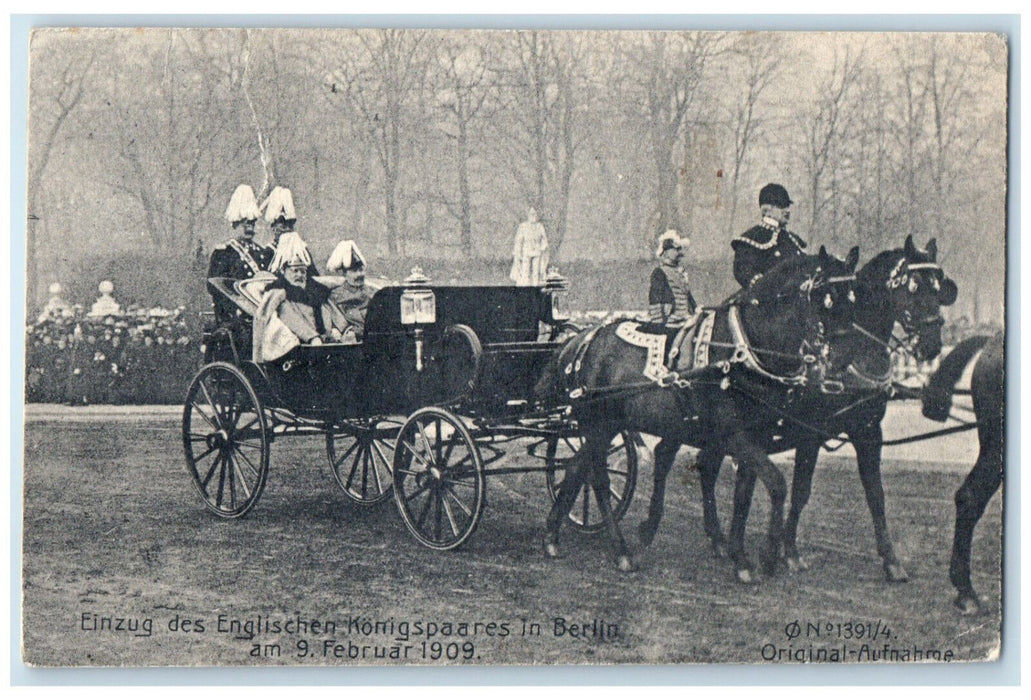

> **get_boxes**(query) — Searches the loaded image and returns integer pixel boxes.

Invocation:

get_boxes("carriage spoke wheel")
[545,430,639,533]
[326,418,400,506]
[392,407,485,551]
[182,362,269,518]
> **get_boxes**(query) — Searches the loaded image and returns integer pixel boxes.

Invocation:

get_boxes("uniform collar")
[760,216,783,231]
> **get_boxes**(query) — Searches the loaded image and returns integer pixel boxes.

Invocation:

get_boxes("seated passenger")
[325,240,372,343]
[253,232,340,363]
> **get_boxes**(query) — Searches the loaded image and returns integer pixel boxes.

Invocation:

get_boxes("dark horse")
[922,332,1004,615]
[637,236,957,582]
[538,247,860,578]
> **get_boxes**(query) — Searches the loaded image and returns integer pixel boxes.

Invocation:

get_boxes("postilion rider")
[648,229,698,327]
[731,183,807,288]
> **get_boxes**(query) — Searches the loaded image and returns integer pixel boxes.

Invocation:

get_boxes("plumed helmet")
[326,240,367,273]
[269,232,313,273]
[262,186,297,225]
[225,184,261,223]
[759,183,792,208]
[655,229,688,258]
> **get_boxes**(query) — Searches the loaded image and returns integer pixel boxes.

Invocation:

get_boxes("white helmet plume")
[326,240,367,273]
[262,186,297,224]
[225,184,261,224]
[269,232,313,273]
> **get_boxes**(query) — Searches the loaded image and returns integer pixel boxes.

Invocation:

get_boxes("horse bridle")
[885,256,948,342]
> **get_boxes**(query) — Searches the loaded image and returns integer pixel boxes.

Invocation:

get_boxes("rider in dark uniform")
[731,183,807,288]
[208,184,273,322]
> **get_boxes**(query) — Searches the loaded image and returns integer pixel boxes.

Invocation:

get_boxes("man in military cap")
[731,183,807,288]
[208,184,274,321]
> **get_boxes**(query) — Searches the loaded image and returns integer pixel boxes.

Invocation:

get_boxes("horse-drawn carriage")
[182,270,638,550]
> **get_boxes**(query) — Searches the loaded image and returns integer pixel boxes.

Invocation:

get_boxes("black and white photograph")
[18,23,1009,670]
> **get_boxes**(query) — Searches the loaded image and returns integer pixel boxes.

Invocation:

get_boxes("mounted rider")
[648,229,698,327]
[732,183,807,288]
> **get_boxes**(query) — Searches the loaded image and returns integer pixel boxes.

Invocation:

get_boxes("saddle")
[614,311,717,383]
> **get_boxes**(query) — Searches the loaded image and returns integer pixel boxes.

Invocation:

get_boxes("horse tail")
[923,335,992,422]
[534,329,585,406]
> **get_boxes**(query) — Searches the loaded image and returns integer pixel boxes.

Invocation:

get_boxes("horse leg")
[697,447,728,558]
[588,444,635,571]
[637,438,679,548]
[543,437,594,559]
[950,446,1003,615]
[725,432,786,583]
[783,439,821,572]
[852,427,908,582]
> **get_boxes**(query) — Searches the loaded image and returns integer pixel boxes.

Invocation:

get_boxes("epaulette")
[732,228,779,250]
[212,243,229,252]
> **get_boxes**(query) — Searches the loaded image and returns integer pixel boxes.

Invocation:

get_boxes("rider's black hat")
[759,183,792,208]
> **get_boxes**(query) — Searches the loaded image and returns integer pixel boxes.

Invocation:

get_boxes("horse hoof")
[617,555,636,572]
[735,568,757,584]
[954,594,983,616]
[786,556,810,572]
[542,534,560,559]
[712,542,728,559]
[636,523,655,548]
[884,563,909,583]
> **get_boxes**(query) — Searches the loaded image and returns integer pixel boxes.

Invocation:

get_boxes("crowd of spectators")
[25,285,201,405]
[24,279,1001,406]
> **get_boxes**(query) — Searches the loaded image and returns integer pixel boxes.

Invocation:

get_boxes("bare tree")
[722,34,783,237]
[432,39,495,252]
[325,29,428,255]
[620,32,724,238]
[26,32,95,304]
[796,43,864,237]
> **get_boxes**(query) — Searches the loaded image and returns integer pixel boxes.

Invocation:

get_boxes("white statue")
[88,280,121,318]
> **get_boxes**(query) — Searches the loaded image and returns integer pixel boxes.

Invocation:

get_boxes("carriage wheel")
[392,407,485,551]
[182,362,269,518]
[326,418,401,506]
[544,430,639,533]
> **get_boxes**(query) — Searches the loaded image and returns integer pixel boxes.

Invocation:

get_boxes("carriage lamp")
[544,269,570,322]
[401,267,436,371]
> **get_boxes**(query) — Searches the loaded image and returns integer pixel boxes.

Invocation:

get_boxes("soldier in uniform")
[262,186,318,276]
[325,239,371,342]
[208,184,273,322]
[731,183,807,288]
[648,229,698,327]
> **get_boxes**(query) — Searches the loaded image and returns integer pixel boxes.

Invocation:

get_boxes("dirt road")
[21,405,1001,667]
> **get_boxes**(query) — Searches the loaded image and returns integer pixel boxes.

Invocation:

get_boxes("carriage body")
[201,275,567,420]
[184,271,637,549]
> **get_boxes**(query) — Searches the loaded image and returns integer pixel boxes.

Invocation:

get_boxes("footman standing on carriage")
[648,229,698,327]
[208,185,273,321]
[262,186,319,276]
[732,183,807,288]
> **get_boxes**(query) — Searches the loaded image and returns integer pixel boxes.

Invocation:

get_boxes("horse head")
[743,246,860,376]
[884,235,957,361]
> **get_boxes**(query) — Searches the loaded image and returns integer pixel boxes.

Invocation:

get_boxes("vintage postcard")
[19,25,1008,670]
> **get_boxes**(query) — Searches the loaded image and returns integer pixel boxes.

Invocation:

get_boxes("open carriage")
[182,270,640,550]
